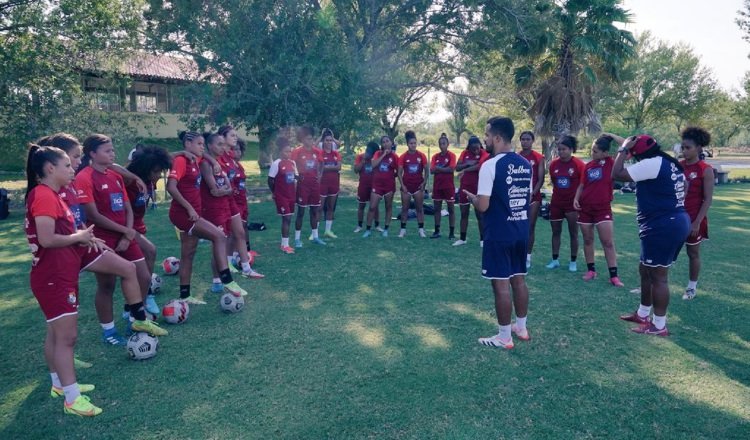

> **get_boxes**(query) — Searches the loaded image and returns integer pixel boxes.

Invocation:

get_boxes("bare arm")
[612,137,636,182]
[110,163,147,194]
[35,217,97,249]
[166,178,199,221]
[200,161,232,197]
[81,202,135,239]
[573,182,584,210]
[533,160,545,195]
[691,168,714,231]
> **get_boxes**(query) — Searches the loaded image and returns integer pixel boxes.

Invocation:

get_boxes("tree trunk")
[256,122,275,169]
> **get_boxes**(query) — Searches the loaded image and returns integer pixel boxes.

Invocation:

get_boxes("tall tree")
[446,89,470,145]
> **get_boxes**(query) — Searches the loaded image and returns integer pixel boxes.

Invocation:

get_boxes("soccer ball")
[162,299,190,324]
[220,293,245,313]
[127,332,158,360]
[162,257,180,275]
[150,273,162,294]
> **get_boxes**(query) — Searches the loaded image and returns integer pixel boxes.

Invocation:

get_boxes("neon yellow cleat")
[223,281,248,297]
[181,296,207,305]
[74,357,93,369]
[131,319,169,336]
[323,230,338,239]
[63,395,102,417]
[51,384,95,398]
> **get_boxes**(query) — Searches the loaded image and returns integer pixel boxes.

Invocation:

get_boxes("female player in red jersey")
[679,126,714,300]
[454,136,489,246]
[167,131,247,303]
[573,135,624,286]
[518,131,546,268]
[291,126,326,247]
[201,133,261,292]
[430,133,457,239]
[320,129,342,238]
[25,144,104,416]
[268,138,299,253]
[363,135,401,237]
[546,135,585,272]
[353,141,380,232]
[37,134,167,347]
[398,130,429,238]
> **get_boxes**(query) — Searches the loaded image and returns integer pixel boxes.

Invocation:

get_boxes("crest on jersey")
[689,172,697,179]
[568,168,574,175]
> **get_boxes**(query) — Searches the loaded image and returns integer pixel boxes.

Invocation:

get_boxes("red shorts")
[228,197,240,216]
[686,216,708,245]
[204,209,231,236]
[577,205,613,225]
[531,191,542,204]
[169,207,196,234]
[275,196,295,216]
[357,183,372,203]
[402,181,423,194]
[549,202,576,221]
[133,217,147,235]
[458,183,478,205]
[321,180,340,197]
[235,197,248,222]
[296,182,321,207]
[432,185,455,202]
[372,185,394,197]
[78,246,106,271]
[31,278,79,322]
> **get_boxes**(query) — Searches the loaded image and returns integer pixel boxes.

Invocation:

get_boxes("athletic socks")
[241,261,251,272]
[219,269,233,284]
[687,280,698,290]
[498,324,512,340]
[418,222,424,229]
[527,253,532,263]
[460,232,467,241]
[246,240,251,252]
[179,284,191,299]
[312,229,319,239]
[552,254,559,261]
[652,314,667,330]
[281,237,289,247]
[587,262,596,272]
[570,255,577,262]
[608,267,618,278]
[62,383,81,405]
[294,230,301,240]
[357,221,363,227]
[449,227,454,236]
[366,225,372,231]
[401,222,407,229]
[434,226,441,233]
[123,304,130,313]
[383,224,389,230]
[50,372,62,388]
[374,221,380,228]
[212,277,221,284]
[129,302,146,321]
[637,304,652,318]
[515,316,527,331]
[325,220,333,232]
[227,256,235,268]
[100,322,115,331]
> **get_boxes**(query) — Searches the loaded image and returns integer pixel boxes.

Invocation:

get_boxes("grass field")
[0,186,749,439]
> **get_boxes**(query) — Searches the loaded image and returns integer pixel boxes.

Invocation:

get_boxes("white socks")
[687,280,698,290]
[51,372,62,388]
[281,237,289,247]
[498,324,512,340]
[212,277,221,284]
[241,261,251,272]
[652,314,667,330]
[325,220,333,232]
[100,321,114,331]
[637,304,652,318]
[62,383,80,404]
[294,230,301,240]
[312,228,319,239]
[515,316,527,331]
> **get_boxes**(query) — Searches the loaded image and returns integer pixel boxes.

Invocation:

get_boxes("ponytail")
[25,144,66,201]
[80,134,110,173]
[178,130,201,147]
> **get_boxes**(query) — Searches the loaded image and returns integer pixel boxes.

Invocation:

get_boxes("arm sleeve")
[73,171,94,204]
[398,154,406,167]
[268,159,280,178]
[354,154,363,167]
[627,157,662,182]
[168,156,186,181]
[430,154,438,169]
[30,189,61,218]
[477,159,496,196]
[115,174,130,202]
[448,152,457,168]
[334,151,342,162]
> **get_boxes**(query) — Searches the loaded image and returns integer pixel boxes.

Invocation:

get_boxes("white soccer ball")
[127,332,159,360]
[162,257,180,275]
[150,273,162,294]
[220,293,245,313]
[162,299,190,324]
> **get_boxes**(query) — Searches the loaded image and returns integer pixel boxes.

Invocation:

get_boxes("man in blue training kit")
[464,116,532,349]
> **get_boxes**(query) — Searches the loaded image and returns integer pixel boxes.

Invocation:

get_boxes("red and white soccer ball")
[162,299,190,324]
[162,257,180,275]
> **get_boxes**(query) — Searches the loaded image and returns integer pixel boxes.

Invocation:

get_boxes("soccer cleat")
[631,323,669,337]
[145,295,160,315]
[241,269,265,279]
[51,384,95,398]
[545,260,560,269]
[181,296,207,305]
[610,276,625,287]
[381,229,389,238]
[430,232,441,239]
[308,233,314,241]
[101,329,126,346]
[418,229,427,238]
[629,287,641,294]
[619,311,651,325]
[511,324,530,341]
[280,245,295,254]
[569,261,577,272]
[478,334,514,349]
[398,229,406,238]
[223,281,248,297]
[682,288,696,300]
[73,357,93,369]
[375,226,384,232]
[312,237,327,246]
[211,282,224,293]
[353,226,362,233]
[227,263,239,274]
[362,230,371,238]
[452,239,467,247]
[63,395,102,417]
[582,270,597,281]
[448,234,456,240]
[294,239,303,248]
[131,319,168,336]
[249,250,260,257]
[323,230,338,239]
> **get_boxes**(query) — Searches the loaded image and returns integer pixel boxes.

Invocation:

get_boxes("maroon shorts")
[686,216,709,245]
[204,209,231,236]
[458,183,478,205]
[100,232,144,262]
[31,278,79,322]
[432,185,455,202]
[133,217,147,235]
[169,208,196,234]
[372,185,394,197]
[296,182,321,207]
[402,181,423,194]
[78,246,106,271]
[357,183,373,203]
[228,197,240,216]
[577,205,613,225]
[549,202,577,221]
[275,196,295,216]
[321,180,340,197]
[531,191,542,204]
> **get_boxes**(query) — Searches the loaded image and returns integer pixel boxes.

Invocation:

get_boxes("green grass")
[0,186,749,439]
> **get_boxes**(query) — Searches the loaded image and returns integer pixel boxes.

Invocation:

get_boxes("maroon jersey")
[399,150,428,187]
[355,153,374,186]
[125,179,150,234]
[74,166,130,241]
[372,150,398,189]
[549,156,585,206]
[58,183,86,229]
[168,155,203,216]
[200,163,232,217]
[26,185,81,287]
[232,160,247,211]
[321,149,341,187]
[458,149,490,189]
[519,149,545,192]
[269,158,297,200]
[291,146,323,185]
[431,151,457,190]
[681,159,711,216]
[579,156,614,207]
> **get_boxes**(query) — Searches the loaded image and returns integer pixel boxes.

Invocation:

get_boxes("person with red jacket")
[268,138,299,254]
[363,135,401,237]
[291,126,326,247]
[454,136,489,246]
[430,133,457,239]
[353,141,381,232]
[397,130,429,238]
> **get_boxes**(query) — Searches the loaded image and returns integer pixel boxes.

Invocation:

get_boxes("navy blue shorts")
[482,239,528,280]
[639,213,690,267]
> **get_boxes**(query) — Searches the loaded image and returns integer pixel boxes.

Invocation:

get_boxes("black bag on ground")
[247,222,266,231]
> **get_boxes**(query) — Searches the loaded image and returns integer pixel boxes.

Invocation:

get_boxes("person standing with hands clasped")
[464,117,531,350]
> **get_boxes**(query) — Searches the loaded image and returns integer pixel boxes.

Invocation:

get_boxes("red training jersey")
[355,153,375,186]
[549,156,585,206]
[268,158,297,200]
[458,149,490,189]
[26,184,81,287]
[58,183,86,229]
[519,149,545,192]
[74,166,130,241]
[680,159,711,216]
[372,150,398,188]
[200,162,232,216]
[169,155,203,215]
[579,156,614,207]
[125,179,150,234]
[321,149,342,186]
[430,151,457,190]
[399,150,428,187]
[291,146,324,185]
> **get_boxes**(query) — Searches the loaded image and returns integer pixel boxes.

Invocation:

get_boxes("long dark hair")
[26,144,66,201]
[126,146,172,183]
[36,132,80,153]
[634,141,684,172]
[80,134,111,172]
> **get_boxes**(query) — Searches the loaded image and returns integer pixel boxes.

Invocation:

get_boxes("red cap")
[629,135,657,156]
